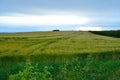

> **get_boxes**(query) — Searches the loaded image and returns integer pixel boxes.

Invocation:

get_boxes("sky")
[0,0,120,32]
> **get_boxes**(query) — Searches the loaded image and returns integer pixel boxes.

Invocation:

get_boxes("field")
[0,31,120,80]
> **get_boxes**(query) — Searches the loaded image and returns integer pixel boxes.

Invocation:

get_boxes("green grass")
[8,60,120,80]
[0,31,120,80]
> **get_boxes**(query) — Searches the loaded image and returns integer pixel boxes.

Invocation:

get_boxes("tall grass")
[8,56,120,80]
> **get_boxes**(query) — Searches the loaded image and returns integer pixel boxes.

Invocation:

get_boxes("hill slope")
[0,31,120,57]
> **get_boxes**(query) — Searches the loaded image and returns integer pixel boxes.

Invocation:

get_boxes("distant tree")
[52,29,60,32]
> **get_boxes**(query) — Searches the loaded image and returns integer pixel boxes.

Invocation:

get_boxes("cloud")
[0,13,92,26]
[75,27,103,31]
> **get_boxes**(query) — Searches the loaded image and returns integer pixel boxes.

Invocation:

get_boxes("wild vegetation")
[0,31,120,80]
[90,30,120,38]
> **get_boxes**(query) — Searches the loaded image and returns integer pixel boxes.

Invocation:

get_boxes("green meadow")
[0,31,120,80]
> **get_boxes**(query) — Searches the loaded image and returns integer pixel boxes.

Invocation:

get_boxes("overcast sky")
[0,0,120,32]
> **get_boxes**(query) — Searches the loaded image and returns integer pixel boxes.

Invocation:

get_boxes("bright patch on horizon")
[75,27,103,31]
[0,14,91,26]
